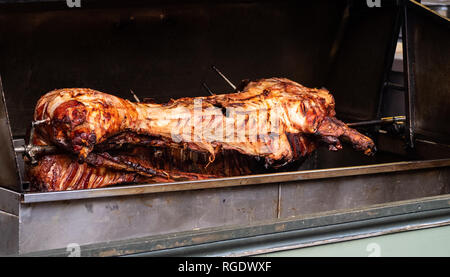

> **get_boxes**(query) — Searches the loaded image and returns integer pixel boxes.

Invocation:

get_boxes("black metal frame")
[376,2,403,120]
[402,0,417,149]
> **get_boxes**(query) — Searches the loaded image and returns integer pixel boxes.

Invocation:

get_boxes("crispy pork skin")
[29,78,376,191]
[27,154,155,191]
[34,78,375,164]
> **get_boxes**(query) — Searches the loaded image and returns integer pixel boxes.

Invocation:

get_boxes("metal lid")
[403,0,450,146]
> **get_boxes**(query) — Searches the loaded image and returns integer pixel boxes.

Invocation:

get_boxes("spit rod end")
[130,89,141,103]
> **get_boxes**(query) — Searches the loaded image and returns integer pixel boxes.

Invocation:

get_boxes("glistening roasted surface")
[27,146,264,192]
[28,133,224,191]
[34,78,375,165]
[29,78,376,191]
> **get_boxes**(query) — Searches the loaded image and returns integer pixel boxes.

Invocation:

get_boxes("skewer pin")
[130,89,141,103]
[347,116,406,127]
[211,65,236,90]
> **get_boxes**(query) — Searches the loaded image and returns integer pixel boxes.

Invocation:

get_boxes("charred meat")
[29,78,376,191]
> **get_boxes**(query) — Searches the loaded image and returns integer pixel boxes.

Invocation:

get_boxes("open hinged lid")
[0,77,21,191]
[403,0,450,146]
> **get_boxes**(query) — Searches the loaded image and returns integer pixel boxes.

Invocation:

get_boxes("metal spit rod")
[202,82,215,96]
[347,116,406,127]
[15,118,58,164]
[211,65,237,90]
[130,89,141,103]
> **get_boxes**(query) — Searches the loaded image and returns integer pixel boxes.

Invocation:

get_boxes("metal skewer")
[202,82,215,96]
[347,116,406,127]
[29,118,50,150]
[15,144,58,164]
[211,65,236,90]
[32,118,50,127]
[13,118,58,164]
[130,89,141,103]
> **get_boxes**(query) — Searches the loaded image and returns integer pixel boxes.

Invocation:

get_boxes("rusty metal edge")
[20,158,450,203]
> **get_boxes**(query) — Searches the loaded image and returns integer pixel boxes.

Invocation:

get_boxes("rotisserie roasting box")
[0,0,449,256]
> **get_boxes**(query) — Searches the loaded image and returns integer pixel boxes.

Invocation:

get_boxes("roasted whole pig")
[29,78,376,191]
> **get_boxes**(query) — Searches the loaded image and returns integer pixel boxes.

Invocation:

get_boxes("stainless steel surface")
[0,77,21,192]
[0,0,449,257]
[279,166,450,218]
[17,194,450,257]
[0,210,18,256]
[21,158,450,203]
[0,162,443,254]
[18,183,279,254]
